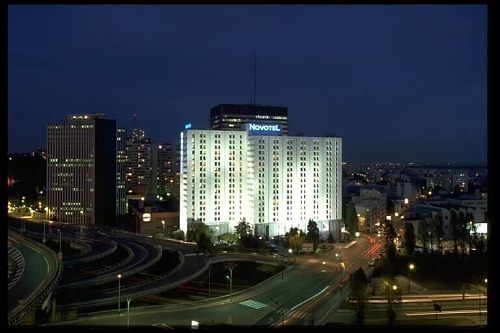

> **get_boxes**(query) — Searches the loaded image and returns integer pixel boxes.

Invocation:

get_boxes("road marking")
[406,310,487,316]
[239,299,268,309]
[289,285,329,312]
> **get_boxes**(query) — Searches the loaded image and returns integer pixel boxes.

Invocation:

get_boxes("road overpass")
[8,231,62,326]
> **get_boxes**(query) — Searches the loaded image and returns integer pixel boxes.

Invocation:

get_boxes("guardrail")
[64,240,118,266]
[57,241,162,289]
[8,232,62,326]
[59,243,134,286]
[8,243,25,291]
[210,253,281,266]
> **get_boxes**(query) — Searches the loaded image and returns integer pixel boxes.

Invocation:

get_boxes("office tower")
[152,142,180,199]
[179,125,342,237]
[116,127,127,215]
[210,104,288,135]
[46,114,116,225]
[125,128,152,196]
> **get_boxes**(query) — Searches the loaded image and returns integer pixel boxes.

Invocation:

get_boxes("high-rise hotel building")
[180,124,342,237]
[47,114,118,225]
[210,104,288,135]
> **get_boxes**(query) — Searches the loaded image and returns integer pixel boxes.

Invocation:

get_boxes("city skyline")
[8,5,487,164]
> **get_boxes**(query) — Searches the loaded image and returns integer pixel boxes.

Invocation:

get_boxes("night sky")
[8,5,487,164]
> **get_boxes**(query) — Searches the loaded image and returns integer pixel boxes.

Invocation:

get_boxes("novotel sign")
[246,123,282,135]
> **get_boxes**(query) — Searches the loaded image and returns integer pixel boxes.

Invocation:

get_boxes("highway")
[50,235,379,327]
[8,231,62,326]
[326,294,488,326]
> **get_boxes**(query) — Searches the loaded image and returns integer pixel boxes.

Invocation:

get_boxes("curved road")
[8,231,61,326]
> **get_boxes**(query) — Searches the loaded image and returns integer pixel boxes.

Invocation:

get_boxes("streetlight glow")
[392,285,398,290]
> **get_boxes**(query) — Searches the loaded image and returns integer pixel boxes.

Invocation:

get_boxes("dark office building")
[210,104,288,135]
[47,114,117,226]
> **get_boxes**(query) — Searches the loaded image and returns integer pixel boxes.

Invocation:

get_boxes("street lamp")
[208,264,211,298]
[340,261,346,294]
[126,298,132,328]
[355,232,360,238]
[408,264,415,294]
[270,298,284,326]
[162,220,165,237]
[289,248,295,264]
[57,229,62,259]
[42,219,46,244]
[225,265,234,300]
[117,274,122,315]
[479,277,487,322]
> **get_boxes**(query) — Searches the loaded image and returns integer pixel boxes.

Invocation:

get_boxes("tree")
[306,219,320,251]
[186,222,212,243]
[418,220,429,254]
[285,227,304,252]
[197,232,212,254]
[458,211,466,257]
[404,222,416,255]
[234,218,252,240]
[433,212,444,254]
[450,210,459,255]
[171,229,185,241]
[384,222,397,262]
[426,218,434,254]
[378,280,402,325]
[350,268,368,325]
[327,232,335,244]
[345,202,359,236]
[219,233,238,245]
[465,212,474,253]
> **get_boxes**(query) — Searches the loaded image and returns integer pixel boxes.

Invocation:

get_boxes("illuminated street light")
[57,229,62,259]
[408,263,415,294]
[117,274,122,315]
[288,248,295,264]
[162,220,165,237]
[42,219,46,244]
[355,232,360,238]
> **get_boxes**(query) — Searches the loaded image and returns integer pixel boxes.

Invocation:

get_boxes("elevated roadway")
[8,231,62,326]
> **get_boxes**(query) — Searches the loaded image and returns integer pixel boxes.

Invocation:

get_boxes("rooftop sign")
[245,123,282,136]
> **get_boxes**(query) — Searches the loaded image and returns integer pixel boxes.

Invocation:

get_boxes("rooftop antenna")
[133,113,138,130]
[253,52,257,104]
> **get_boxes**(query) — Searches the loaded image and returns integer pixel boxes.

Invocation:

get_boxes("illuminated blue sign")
[245,123,282,136]
[184,123,192,130]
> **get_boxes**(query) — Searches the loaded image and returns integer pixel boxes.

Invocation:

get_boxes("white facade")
[180,129,342,237]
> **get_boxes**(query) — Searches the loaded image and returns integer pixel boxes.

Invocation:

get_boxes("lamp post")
[289,248,295,264]
[162,220,165,237]
[479,277,487,322]
[57,229,62,259]
[42,219,46,244]
[126,298,131,328]
[208,264,211,298]
[225,267,233,301]
[270,298,284,326]
[408,264,415,294]
[340,261,346,294]
[389,284,398,312]
[117,274,122,315]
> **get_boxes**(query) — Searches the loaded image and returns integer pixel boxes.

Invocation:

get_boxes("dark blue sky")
[8,5,487,164]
